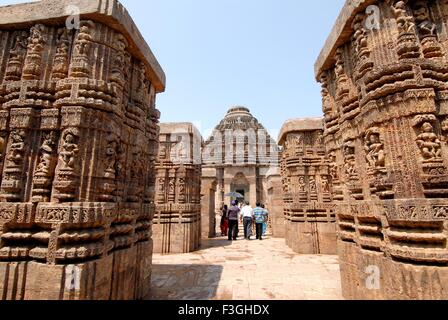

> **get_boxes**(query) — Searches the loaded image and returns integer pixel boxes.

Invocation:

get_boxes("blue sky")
[0,0,345,140]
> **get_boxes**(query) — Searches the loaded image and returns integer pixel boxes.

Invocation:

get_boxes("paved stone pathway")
[147,236,343,300]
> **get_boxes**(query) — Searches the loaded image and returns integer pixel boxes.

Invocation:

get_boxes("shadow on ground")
[147,264,224,300]
[199,237,235,250]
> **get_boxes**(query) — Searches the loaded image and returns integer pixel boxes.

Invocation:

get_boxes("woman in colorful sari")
[220,205,229,236]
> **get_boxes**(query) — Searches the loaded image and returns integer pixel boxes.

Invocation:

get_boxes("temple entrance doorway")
[231,173,250,204]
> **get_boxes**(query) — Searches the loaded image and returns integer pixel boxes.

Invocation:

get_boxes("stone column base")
[338,240,448,300]
[0,240,153,300]
[285,221,337,255]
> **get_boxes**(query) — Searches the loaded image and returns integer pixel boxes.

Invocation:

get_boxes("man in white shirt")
[240,201,254,240]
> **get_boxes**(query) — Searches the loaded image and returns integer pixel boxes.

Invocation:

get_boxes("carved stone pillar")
[153,123,202,254]
[316,0,448,300]
[0,0,165,300]
[278,118,337,255]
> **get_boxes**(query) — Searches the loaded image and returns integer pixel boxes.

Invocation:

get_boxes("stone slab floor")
[146,236,343,300]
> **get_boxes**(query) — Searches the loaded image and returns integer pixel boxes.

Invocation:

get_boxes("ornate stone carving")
[51,28,71,80]
[32,131,58,202]
[4,31,28,81]
[391,0,421,59]
[154,123,202,254]
[364,127,386,170]
[22,24,47,80]
[69,20,95,78]
[335,48,350,100]
[412,0,443,58]
[0,0,165,301]
[343,140,358,179]
[279,118,336,255]
[316,0,448,300]
[413,115,442,162]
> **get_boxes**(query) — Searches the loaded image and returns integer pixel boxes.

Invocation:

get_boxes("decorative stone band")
[0,202,154,264]
[284,203,336,223]
[154,204,201,224]
[336,199,448,265]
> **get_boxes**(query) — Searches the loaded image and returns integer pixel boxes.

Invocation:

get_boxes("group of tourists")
[220,200,269,241]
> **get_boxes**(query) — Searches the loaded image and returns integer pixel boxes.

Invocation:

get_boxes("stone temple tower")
[201,106,280,238]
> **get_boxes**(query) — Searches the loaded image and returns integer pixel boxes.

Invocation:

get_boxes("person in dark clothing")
[227,201,241,241]
[220,205,229,236]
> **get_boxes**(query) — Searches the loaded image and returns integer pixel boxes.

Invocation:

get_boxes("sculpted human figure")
[51,28,70,79]
[343,144,357,176]
[60,131,79,170]
[393,1,416,34]
[74,21,94,57]
[36,132,57,176]
[365,132,385,169]
[7,130,26,166]
[169,178,176,194]
[5,32,28,80]
[104,138,123,179]
[328,152,339,180]
[27,24,46,54]
[309,176,317,193]
[321,176,331,193]
[416,122,442,160]
[413,1,436,36]
[158,178,165,194]
[298,176,306,192]
[352,14,369,61]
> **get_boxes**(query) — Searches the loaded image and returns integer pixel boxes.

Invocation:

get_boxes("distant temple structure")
[201,107,281,238]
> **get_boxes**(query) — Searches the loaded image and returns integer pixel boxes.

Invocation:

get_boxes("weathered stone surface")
[154,123,202,254]
[316,0,448,299]
[0,0,164,300]
[278,118,337,254]
[201,106,280,237]
[265,167,285,238]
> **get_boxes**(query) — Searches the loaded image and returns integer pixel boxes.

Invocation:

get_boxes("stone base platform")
[338,241,448,300]
[285,221,337,255]
[0,241,153,300]
[153,219,200,254]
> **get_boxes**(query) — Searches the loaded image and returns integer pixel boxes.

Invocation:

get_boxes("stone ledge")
[278,117,323,144]
[314,0,376,79]
[0,0,166,92]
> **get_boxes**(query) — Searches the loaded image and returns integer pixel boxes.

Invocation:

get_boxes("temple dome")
[203,106,279,166]
[215,106,263,130]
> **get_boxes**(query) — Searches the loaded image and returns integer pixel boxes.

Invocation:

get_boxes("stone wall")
[0,0,165,300]
[278,118,336,254]
[201,168,217,239]
[316,0,448,299]
[154,123,202,253]
[266,167,285,238]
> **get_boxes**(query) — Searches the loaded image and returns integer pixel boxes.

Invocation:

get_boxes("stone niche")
[154,123,202,254]
[0,0,165,300]
[316,0,448,299]
[278,118,336,254]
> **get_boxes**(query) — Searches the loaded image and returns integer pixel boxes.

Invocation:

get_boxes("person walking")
[261,204,269,236]
[240,201,254,240]
[253,203,267,240]
[227,201,241,241]
[220,205,229,236]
